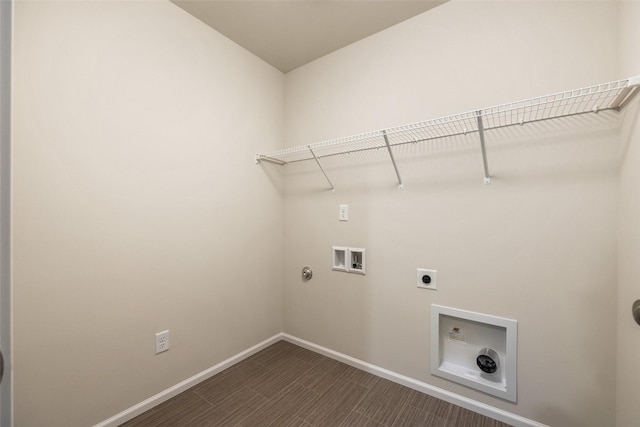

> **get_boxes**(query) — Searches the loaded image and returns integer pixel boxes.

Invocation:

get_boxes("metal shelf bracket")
[382,130,404,189]
[476,110,491,184]
[255,153,285,166]
[308,146,335,191]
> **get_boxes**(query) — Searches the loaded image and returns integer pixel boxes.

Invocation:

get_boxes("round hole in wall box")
[476,348,499,375]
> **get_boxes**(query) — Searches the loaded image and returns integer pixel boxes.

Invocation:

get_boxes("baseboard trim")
[93,333,284,427]
[282,333,548,427]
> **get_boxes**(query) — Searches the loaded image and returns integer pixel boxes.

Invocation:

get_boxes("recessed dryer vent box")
[431,305,517,402]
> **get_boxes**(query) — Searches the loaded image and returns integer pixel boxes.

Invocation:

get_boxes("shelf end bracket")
[255,153,286,166]
[476,110,491,184]
[609,76,640,111]
[382,131,404,189]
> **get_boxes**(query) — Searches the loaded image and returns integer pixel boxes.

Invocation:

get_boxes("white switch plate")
[417,268,437,290]
[339,205,348,221]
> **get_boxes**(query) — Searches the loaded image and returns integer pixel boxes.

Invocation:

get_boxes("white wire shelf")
[256,76,640,189]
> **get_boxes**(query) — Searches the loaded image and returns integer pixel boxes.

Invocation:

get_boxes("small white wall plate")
[417,268,437,290]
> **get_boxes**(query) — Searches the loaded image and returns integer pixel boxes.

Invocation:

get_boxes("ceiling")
[171,1,445,73]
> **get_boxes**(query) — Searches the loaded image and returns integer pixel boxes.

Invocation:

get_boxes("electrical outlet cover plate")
[417,268,437,290]
[155,330,170,354]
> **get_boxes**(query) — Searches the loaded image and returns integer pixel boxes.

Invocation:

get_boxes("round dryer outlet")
[476,348,499,375]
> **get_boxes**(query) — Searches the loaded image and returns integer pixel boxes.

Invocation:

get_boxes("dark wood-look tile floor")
[120,341,513,427]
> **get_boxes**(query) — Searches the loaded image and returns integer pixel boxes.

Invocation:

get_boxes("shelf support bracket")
[476,111,491,184]
[382,131,403,189]
[308,146,335,191]
[255,153,285,166]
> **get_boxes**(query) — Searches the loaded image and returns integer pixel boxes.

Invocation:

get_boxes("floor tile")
[189,387,267,427]
[286,343,327,366]
[354,377,412,425]
[239,382,318,427]
[405,389,454,419]
[346,367,382,389]
[392,404,448,427]
[246,356,314,398]
[247,340,299,368]
[295,356,352,394]
[285,417,314,427]
[194,360,266,405]
[339,411,387,427]
[300,379,369,426]
[447,406,512,427]
[120,391,211,427]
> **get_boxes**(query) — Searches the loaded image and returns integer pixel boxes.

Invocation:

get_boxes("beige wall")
[12,1,284,426]
[616,2,640,426]
[282,2,620,426]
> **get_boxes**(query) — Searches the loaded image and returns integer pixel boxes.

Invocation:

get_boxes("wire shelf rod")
[280,127,480,164]
[481,106,620,134]
[266,110,611,166]
[260,104,624,166]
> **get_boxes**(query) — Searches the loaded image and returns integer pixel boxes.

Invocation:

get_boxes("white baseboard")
[96,332,546,427]
[93,333,283,427]
[282,333,548,427]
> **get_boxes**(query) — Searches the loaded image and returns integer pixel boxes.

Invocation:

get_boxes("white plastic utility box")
[332,246,365,274]
[431,304,517,402]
